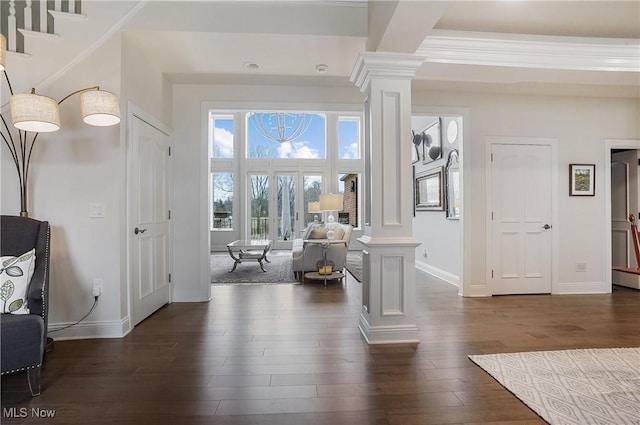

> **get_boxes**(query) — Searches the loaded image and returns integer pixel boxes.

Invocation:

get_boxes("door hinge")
[168,273,172,283]
[491,270,494,278]
[491,211,494,220]
[168,146,172,156]
[491,153,493,162]
[168,210,171,219]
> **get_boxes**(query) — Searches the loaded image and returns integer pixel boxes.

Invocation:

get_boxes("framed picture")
[415,167,444,211]
[569,164,595,196]
[421,117,442,164]
[411,134,420,164]
[412,165,416,216]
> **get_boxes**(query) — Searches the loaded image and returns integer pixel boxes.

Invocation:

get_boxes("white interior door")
[129,115,171,326]
[490,143,552,295]
[611,150,638,267]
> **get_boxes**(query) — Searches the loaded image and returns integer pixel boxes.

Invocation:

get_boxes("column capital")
[350,52,426,92]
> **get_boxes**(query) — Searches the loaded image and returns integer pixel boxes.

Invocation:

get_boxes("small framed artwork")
[421,118,442,164]
[412,165,416,216]
[569,164,595,196]
[411,133,420,164]
[415,167,444,211]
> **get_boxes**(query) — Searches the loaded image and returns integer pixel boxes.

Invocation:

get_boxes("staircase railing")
[1,0,82,54]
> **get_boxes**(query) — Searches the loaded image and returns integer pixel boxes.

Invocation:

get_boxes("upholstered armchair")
[0,215,50,396]
[292,223,352,279]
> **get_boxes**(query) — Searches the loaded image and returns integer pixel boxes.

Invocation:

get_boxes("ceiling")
[434,1,640,39]
[4,1,640,98]
[121,0,639,97]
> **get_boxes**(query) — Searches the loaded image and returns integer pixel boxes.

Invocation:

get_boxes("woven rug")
[346,251,363,282]
[469,347,640,425]
[211,251,298,285]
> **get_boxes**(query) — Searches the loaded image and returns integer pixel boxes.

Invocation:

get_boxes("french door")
[248,172,322,249]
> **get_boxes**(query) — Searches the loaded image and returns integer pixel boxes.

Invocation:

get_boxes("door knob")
[542,224,552,230]
[134,227,147,235]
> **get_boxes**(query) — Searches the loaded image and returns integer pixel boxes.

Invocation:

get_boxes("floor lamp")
[0,34,121,218]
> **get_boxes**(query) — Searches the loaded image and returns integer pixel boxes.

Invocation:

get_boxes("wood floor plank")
[2,272,638,424]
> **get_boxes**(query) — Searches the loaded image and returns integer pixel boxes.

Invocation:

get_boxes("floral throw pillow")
[0,249,36,314]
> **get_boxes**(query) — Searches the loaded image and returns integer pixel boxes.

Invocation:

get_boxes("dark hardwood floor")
[2,271,639,424]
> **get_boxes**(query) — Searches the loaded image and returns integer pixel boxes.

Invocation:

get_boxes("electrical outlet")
[575,262,587,272]
[92,278,103,297]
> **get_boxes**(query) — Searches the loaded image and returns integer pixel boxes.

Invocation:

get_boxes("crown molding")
[350,52,426,92]
[417,30,640,72]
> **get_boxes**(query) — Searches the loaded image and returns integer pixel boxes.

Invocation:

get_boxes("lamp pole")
[1,72,35,217]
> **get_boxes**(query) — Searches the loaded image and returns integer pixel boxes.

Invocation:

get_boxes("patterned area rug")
[211,251,298,285]
[469,347,640,425]
[346,251,363,282]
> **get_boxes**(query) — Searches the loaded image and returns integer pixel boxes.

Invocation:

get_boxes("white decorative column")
[350,52,424,344]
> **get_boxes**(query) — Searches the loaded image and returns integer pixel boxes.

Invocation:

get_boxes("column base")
[359,313,420,345]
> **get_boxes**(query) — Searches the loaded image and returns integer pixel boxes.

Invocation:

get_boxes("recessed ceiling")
[5,0,639,98]
[123,0,639,95]
[435,1,640,39]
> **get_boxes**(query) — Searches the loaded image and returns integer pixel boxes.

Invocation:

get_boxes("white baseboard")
[415,260,459,287]
[48,316,131,340]
[612,269,640,290]
[556,281,609,294]
[173,288,210,302]
[358,315,420,345]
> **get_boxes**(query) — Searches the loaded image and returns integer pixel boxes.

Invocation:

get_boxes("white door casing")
[488,142,553,295]
[128,111,172,326]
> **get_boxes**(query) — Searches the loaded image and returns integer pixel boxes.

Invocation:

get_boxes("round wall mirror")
[446,120,458,144]
[445,149,460,220]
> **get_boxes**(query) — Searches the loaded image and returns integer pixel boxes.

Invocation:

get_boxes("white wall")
[1,36,126,338]
[172,83,639,301]
[413,89,640,295]
[411,115,462,286]
[171,83,363,302]
[121,33,172,126]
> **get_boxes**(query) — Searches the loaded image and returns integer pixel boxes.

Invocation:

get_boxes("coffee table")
[226,240,272,272]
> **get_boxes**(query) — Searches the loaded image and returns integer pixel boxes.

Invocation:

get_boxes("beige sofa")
[292,223,352,280]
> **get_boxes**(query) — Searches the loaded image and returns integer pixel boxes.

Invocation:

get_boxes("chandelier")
[249,112,312,144]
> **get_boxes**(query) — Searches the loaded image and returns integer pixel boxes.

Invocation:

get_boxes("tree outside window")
[212,173,233,230]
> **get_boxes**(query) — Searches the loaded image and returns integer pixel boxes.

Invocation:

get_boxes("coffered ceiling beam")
[366,1,446,54]
[417,30,640,73]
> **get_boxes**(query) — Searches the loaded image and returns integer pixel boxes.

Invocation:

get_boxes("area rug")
[469,347,640,425]
[346,251,363,282]
[211,251,298,285]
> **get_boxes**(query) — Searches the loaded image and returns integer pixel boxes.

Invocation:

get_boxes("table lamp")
[319,193,343,239]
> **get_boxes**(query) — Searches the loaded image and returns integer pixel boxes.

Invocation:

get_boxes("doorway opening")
[610,148,640,290]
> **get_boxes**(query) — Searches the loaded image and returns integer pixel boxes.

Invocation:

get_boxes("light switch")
[89,203,105,218]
